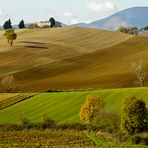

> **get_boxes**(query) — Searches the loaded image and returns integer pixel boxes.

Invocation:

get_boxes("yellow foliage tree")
[3,29,17,46]
[79,95,104,123]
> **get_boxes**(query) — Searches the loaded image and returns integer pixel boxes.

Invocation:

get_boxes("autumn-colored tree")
[79,95,104,123]
[120,96,147,134]
[0,75,16,93]
[3,29,17,46]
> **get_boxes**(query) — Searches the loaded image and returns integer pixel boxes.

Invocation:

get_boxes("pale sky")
[0,0,148,25]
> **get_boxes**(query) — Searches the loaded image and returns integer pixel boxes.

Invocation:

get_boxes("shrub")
[0,124,22,131]
[131,135,148,145]
[19,115,33,129]
[92,110,119,132]
[36,114,55,129]
[56,123,86,131]
[0,75,16,93]
[79,95,104,123]
[120,96,147,134]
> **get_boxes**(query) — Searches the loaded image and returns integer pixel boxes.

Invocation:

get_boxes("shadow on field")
[24,46,48,49]
[19,41,48,45]
[18,41,48,49]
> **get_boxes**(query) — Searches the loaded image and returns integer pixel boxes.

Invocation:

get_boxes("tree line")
[118,26,148,35]
[80,94,148,140]
[3,19,25,29]
[2,17,60,30]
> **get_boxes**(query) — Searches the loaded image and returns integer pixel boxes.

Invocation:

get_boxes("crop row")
[0,129,93,147]
[0,93,36,110]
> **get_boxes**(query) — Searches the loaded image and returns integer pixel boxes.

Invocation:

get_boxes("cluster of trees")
[118,27,139,35]
[80,95,148,135]
[118,25,148,35]
[139,26,148,33]
[3,19,25,29]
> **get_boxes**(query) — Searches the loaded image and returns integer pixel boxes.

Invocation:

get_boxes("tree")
[3,19,12,29]
[49,17,56,27]
[0,75,16,93]
[79,95,104,123]
[144,26,148,31]
[120,96,147,134]
[131,61,146,87]
[131,27,139,35]
[3,29,17,46]
[18,20,25,29]
[118,26,139,35]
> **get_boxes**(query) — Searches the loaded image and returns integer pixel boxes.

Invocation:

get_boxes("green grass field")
[0,87,147,124]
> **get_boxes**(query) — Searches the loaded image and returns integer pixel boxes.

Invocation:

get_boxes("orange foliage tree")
[79,95,104,123]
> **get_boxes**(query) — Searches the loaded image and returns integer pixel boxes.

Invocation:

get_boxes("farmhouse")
[37,21,51,28]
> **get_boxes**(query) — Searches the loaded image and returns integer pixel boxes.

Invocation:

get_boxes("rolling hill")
[0,27,137,92]
[0,27,148,92]
[0,88,148,124]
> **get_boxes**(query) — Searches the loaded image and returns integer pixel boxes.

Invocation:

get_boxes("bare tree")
[1,75,16,92]
[131,61,147,87]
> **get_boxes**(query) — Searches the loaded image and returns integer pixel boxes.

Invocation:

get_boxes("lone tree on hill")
[4,29,17,46]
[18,20,25,29]
[120,96,147,134]
[3,19,12,29]
[131,61,146,87]
[49,17,56,27]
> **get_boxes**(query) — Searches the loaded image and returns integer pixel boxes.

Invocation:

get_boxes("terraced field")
[0,88,147,124]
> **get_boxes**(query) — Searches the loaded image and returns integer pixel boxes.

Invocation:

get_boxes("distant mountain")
[71,7,148,30]
[70,23,93,28]
[90,7,148,30]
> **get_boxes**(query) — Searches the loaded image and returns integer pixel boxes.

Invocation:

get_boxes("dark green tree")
[49,17,56,27]
[120,96,147,134]
[3,19,12,29]
[144,26,148,31]
[18,20,25,29]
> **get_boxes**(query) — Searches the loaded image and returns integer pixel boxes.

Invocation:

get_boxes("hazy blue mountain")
[90,7,148,30]
[70,23,93,28]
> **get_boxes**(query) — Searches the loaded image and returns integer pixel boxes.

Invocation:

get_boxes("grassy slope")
[0,88,147,124]
[0,27,133,91]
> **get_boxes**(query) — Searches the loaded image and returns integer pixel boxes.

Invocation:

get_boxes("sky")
[0,0,148,25]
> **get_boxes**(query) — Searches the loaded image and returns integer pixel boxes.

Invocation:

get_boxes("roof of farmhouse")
[39,21,50,23]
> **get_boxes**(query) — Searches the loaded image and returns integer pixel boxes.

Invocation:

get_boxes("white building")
[37,21,51,28]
